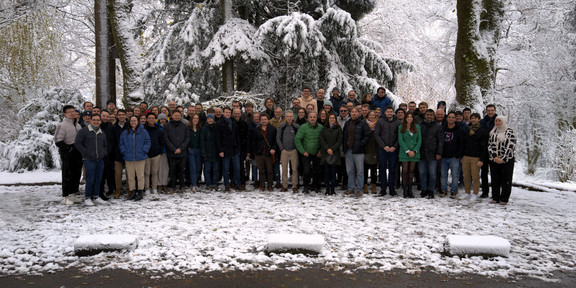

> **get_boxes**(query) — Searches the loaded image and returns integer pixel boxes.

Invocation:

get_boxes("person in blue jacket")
[120,115,151,201]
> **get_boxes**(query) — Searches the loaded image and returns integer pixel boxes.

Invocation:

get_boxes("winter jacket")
[164,119,189,158]
[234,119,249,155]
[419,120,444,161]
[463,126,488,161]
[342,118,370,154]
[100,122,116,157]
[442,123,465,158]
[201,122,218,163]
[330,96,344,114]
[398,125,422,162]
[374,116,401,149]
[269,116,286,129]
[299,96,317,113]
[277,122,300,151]
[480,114,498,132]
[145,123,164,158]
[320,124,342,165]
[295,122,323,155]
[188,127,202,149]
[74,124,107,161]
[372,94,393,112]
[488,128,516,163]
[54,117,82,154]
[215,117,239,157]
[337,114,350,130]
[250,125,278,157]
[113,122,129,162]
[361,100,376,111]
[120,124,151,162]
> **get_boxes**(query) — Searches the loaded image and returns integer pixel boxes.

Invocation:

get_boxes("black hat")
[82,111,92,117]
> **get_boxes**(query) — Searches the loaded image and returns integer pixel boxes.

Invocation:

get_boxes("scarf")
[489,116,508,142]
[366,119,377,131]
[469,122,481,136]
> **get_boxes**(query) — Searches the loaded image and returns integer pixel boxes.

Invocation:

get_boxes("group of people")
[54,86,516,206]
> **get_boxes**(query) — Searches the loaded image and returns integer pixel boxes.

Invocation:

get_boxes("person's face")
[91,116,101,127]
[161,107,169,115]
[245,106,253,113]
[84,102,93,111]
[195,105,203,114]
[367,112,376,121]
[117,112,126,122]
[260,116,269,126]
[400,105,407,111]
[408,103,416,112]
[133,107,140,115]
[361,107,369,116]
[298,110,305,118]
[274,108,282,118]
[151,107,159,115]
[302,89,311,98]
[232,102,240,110]
[328,115,337,125]
[192,115,200,125]
[377,89,385,98]
[64,108,76,119]
[139,115,146,125]
[495,118,502,128]
[332,90,340,98]
[215,108,223,117]
[308,113,317,125]
[100,112,109,123]
[177,107,184,114]
[187,106,195,115]
[486,107,496,117]
[159,118,167,125]
[223,109,231,119]
[436,110,444,122]
[346,103,354,111]
[405,114,414,124]
[364,94,372,102]
[385,109,394,119]
[75,111,80,120]
[92,108,100,115]
[348,92,356,101]
[172,112,182,121]
[456,114,463,122]
[140,103,147,110]
[425,112,434,123]
[252,113,260,123]
[316,89,325,100]
[107,102,115,110]
[83,115,91,124]
[339,107,348,117]
[147,115,156,126]
[233,109,241,120]
[470,116,480,125]
[396,111,405,120]
[292,99,300,108]
[350,109,359,120]
[206,117,214,125]
[129,117,138,128]
[265,99,274,109]
[320,111,327,120]
[285,113,294,123]
[375,110,382,119]
[463,110,471,120]
[446,113,456,125]
[168,101,176,111]
[419,104,428,114]
[306,105,314,114]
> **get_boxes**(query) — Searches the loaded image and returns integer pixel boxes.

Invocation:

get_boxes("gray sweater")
[276,122,300,151]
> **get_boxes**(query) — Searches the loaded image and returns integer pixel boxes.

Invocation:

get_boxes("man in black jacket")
[145,113,164,194]
[164,110,189,192]
[215,107,241,192]
[479,104,498,198]
[99,110,116,200]
[440,112,465,198]
[374,106,400,196]
[343,108,370,197]
[418,109,444,199]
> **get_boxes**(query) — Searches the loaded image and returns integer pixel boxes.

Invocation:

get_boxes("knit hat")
[332,87,339,92]
[158,113,168,120]
[82,111,92,117]
[395,108,405,114]
[206,114,215,119]
[323,100,333,108]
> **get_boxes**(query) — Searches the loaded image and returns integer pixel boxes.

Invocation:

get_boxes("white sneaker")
[145,189,151,195]
[461,194,471,200]
[469,194,478,201]
[192,186,197,193]
[69,194,83,203]
[61,196,74,205]
[93,198,108,205]
[84,199,94,206]
[152,189,158,194]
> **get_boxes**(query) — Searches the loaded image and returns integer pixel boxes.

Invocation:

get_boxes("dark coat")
[100,122,116,157]
[342,118,370,154]
[320,124,342,165]
[164,119,189,158]
[442,123,465,158]
[113,122,129,162]
[463,125,488,161]
[374,116,401,149]
[480,114,497,132]
[419,120,444,161]
[75,125,107,161]
[234,118,249,155]
[201,122,218,163]
[215,117,239,157]
[250,125,278,157]
[145,123,164,158]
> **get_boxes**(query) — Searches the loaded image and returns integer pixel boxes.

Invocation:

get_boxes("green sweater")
[295,122,323,155]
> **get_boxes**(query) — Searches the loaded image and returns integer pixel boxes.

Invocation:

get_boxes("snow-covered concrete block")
[445,235,510,257]
[266,233,324,254]
[74,234,139,256]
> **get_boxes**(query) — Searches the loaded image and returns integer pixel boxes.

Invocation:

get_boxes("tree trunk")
[95,0,116,108]
[107,0,143,107]
[221,0,234,95]
[454,0,503,109]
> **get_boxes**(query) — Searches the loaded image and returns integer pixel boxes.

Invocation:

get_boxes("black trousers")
[100,157,116,195]
[60,148,83,197]
[168,157,186,188]
[481,162,491,196]
[490,160,514,203]
[302,154,321,189]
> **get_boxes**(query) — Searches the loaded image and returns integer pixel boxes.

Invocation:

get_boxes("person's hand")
[270,150,275,155]
[477,161,483,167]
[175,148,181,154]
[316,151,321,158]
[435,155,441,160]
[219,152,224,158]
[383,146,390,152]
[389,147,396,152]
[327,149,333,155]
[408,151,415,158]
[303,152,309,157]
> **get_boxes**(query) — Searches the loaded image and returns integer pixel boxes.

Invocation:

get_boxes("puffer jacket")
[295,122,323,155]
[374,116,400,149]
[164,119,189,158]
[419,120,444,161]
[75,124,107,161]
[120,124,151,162]
[342,118,370,154]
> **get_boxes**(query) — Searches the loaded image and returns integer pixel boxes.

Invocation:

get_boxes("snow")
[266,233,324,254]
[0,172,575,279]
[0,171,61,185]
[445,235,510,257]
[74,234,139,255]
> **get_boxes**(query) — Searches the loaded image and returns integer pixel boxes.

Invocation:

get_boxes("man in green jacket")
[295,112,323,193]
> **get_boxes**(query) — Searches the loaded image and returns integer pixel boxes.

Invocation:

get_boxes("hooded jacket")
[120,124,151,162]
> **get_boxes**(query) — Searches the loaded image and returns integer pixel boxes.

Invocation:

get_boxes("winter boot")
[363,184,368,193]
[371,184,377,194]
[113,188,122,199]
[408,185,415,198]
[134,190,143,201]
[403,186,408,198]
[127,190,137,200]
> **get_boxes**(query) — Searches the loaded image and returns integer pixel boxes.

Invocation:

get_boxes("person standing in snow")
[316,88,326,114]
[187,114,202,192]
[418,109,444,199]
[120,116,151,201]
[342,108,370,197]
[277,110,300,193]
[249,114,277,192]
[372,87,393,113]
[98,110,116,201]
[374,106,401,196]
[440,112,465,199]
[144,113,164,195]
[164,110,189,193]
[461,113,488,201]
[480,104,498,199]
[201,114,219,191]
[295,111,323,193]
[398,111,422,198]
[74,113,108,206]
[215,107,241,192]
[488,116,516,205]
[55,105,84,205]
[320,113,342,195]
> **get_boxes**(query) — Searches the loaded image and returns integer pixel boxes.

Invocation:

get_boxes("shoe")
[268,186,274,192]
[344,190,354,196]
[113,190,122,199]
[408,185,415,198]
[340,185,347,191]
[99,194,110,201]
[377,190,386,197]
[293,187,299,193]
[303,187,310,194]
[491,200,499,204]
[275,182,282,189]
[134,190,144,201]
[84,198,94,206]
[461,193,471,200]
[440,191,448,198]
[152,189,158,194]
[480,193,489,198]
[363,184,368,193]
[280,187,288,192]
[69,194,83,203]
[420,190,428,198]
[403,187,408,198]
[93,197,108,205]
[499,202,508,205]
[61,196,75,205]
[237,185,246,191]
[427,191,435,199]
[128,190,137,200]
[225,185,231,192]
[167,187,175,194]
[371,184,377,194]
[469,194,478,201]
[259,187,265,191]
[355,191,363,198]
[450,192,457,199]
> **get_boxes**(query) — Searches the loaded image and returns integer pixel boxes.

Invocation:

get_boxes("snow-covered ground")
[0,172,575,281]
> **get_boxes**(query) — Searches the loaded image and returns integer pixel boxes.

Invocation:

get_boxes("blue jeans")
[204,160,220,187]
[324,164,336,188]
[418,160,437,192]
[345,151,365,191]
[378,150,397,191]
[188,148,202,186]
[441,157,461,193]
[221,154,241,185]
[83,159,104,199]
